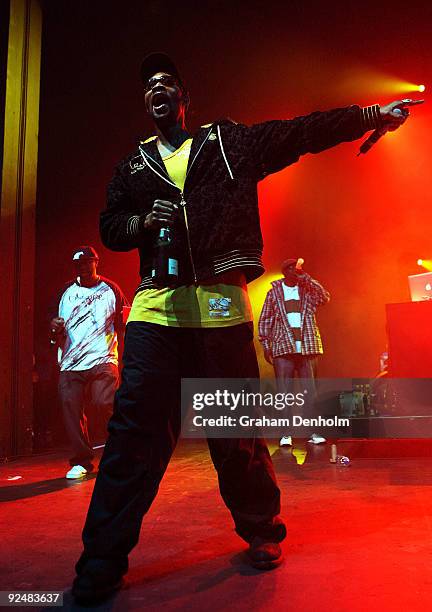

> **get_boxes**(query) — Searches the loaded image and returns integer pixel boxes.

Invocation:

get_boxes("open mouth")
[152,92,169,112]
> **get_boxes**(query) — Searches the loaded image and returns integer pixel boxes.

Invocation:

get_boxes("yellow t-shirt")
[128,281,253,327]
[159,138,192,191]
[129,138,252,327]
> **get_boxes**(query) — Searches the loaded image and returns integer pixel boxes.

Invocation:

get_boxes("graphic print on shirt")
[208,296,231,318]
[58,281,118,371]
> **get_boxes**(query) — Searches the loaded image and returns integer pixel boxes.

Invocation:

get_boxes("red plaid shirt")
[258,276,330,357]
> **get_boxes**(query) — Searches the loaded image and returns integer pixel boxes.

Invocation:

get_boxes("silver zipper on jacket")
[179,192,197,283]
[179,128,213,284]
[139,128,213,285]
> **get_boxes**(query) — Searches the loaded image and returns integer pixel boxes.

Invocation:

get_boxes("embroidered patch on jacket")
[208,297,231,317]
[129,156,146,174]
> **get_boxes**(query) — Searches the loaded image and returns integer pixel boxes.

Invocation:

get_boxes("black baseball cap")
[281,258,297,273]
[72,246,99,261]
[140,52,185,90]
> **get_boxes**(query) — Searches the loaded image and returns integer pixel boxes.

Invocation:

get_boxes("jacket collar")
[138,124,213,163]
[138,124,214,189]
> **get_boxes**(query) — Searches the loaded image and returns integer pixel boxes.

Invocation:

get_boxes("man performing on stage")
[259,258,330,447]
[72,52,421,602]
[50,246,126,479]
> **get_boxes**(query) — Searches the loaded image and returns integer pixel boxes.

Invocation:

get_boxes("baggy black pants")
[58,363,119,469]
[77,321,286,573]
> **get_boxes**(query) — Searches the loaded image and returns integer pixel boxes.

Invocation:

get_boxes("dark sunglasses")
[144,75,180,92]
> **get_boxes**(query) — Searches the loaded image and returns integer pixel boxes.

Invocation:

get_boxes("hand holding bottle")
[49,317,65,345]
[144,199,179,229]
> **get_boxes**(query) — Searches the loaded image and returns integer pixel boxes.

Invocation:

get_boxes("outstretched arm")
[233,98,423,179]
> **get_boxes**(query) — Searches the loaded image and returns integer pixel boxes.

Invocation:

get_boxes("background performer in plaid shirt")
[258,258,330,447]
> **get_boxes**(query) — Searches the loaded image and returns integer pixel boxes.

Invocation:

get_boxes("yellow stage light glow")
[249,273,282,321]
[397,81,427,94]
[337,68,427,97]
[417,259,432,272]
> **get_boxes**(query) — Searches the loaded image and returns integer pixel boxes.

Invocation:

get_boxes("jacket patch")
[129,156,146,174]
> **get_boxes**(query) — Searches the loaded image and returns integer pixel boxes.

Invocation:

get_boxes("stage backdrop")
[35,0,431,378]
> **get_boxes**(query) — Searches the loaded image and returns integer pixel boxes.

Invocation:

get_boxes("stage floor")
[1,439,432,611]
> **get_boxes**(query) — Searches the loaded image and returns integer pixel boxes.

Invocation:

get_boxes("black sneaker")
[247,536,283,570]
[72,560,125,603]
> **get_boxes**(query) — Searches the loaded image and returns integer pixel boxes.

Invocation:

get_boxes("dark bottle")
[151,227,179,287]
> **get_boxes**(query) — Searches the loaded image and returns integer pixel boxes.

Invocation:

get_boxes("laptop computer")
[408,272,432,301]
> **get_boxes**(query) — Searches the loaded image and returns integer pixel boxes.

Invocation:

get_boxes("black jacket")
[100,104,381,292]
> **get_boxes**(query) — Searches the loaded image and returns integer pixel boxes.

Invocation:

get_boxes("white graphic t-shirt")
[58,279,119,371]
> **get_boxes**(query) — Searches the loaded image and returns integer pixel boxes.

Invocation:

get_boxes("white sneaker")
[279,435,293,447]
[66,465,88,479]
[308,433,326,445]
